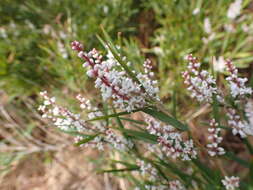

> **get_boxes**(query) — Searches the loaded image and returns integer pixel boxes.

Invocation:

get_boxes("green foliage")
[1,0,253,189]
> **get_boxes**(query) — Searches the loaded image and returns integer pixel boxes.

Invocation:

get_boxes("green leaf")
[74,134,99,146]
[87,108,142,122]
[157,158,197,184]
[212,95,220,123]
[192,159,218,184]
[119,117,147,125]
[225,152,250,168]
[110,160,139,168]
[97,28,143,87]
[243,139,253,154]
[116,128,157,144]
[99,167,139,173]
[142,107,188,131]
[172,88,177,118]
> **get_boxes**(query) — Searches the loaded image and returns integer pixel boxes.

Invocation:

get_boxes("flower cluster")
[222,176,240,190]
[227,108,251,138]
[202,18,216,44]
[182,54,221,103]
[38,91,132,151]
[38,91,87,133]
[135,185,167,190]
[227,0,242,20]
[145,116,197,161]
[225,60,252,98]
[105,129,133,151]
[206,119,225,156]
[137,160,158,182]
[71,41,159,112]
[245,100,253,135]
[213,56,226,72]
[169,180,185,190]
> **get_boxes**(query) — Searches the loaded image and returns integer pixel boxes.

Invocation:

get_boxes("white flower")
[213,56,226,72]
[182,55,222,103]
[145,116,197,161]
[207,119,225,156]
[0,28,7,39]
[71,40,159,112]
[192,8,200,15]
[222,176,240,190]
[57,41,68,59]
[225,60,252,98]
[137,160,158,182]
[105,129,133,151]
[227,108,250,138]
[227,0,242,20]
[169,180,185,190]
[244,100,253,135]
[204,18,212,34]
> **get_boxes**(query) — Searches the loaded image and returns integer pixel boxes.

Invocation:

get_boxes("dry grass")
[0,146,122,190]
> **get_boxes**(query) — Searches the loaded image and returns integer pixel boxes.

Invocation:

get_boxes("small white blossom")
[0,28,7,39]
[57,41,68,59]
[182,54,222,103]
[225,60,252,98]
[204,18,212,34]
[169,180,185,190]
[206,119,225,156]
[137,160,158,182]
[144,185,167,190]
[213,56,226,72]
[105,129,133,151]
[244,100,253,136]
[227,108,250,138]
[192,7,200,15]
[145,116,197,161]
[227,0,242,20]
[222,176,240,190]
[71,41,159,112]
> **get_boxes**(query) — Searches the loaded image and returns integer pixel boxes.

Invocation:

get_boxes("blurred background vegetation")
[0,0,253,189]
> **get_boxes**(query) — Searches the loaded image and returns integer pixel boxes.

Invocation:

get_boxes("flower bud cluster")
[169,180,185,190]
[76,94,92,110]
[227,0,242,20]
[244,100,253,135]
[137,160,158,182]
[135,185,167,190]
[145,116,197,161]
[222,176,240,190]
[105,129,133,151]
[39,92,132,151]
[71,41,159,112]
[227,108,251,138]
[206,119,225,156]
[38,91,87,133]
[225,60,252,98]
[182,54,221,103]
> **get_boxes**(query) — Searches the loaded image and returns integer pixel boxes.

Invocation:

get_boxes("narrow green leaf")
[110,160,139,168]
[97,28,143,87]
[157,158,195,184]
[212,95,220,123]
[117,128,157,144]
[99,167,139,173]
[142,107,188,131]
[87,108,142,122]
[74,134,99,146]
[243,139,253,154]
[172,89,177,118]
[192,159,217,184]
[225,152,250,168]
[119,117,147,125]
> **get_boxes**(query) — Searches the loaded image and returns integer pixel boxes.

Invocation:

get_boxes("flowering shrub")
[38,28,253,189]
